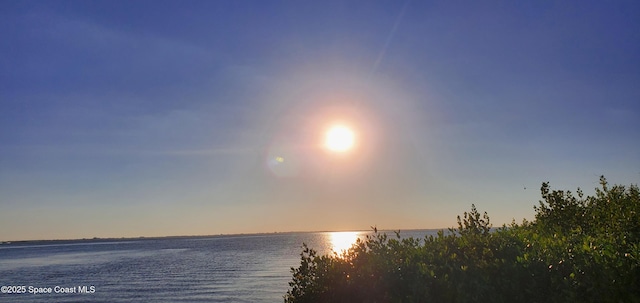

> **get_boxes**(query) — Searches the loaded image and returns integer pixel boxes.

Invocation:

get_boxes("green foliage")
[285,177,640,303]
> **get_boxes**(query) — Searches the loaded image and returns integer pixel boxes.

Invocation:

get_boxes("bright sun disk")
[325,125,355,152]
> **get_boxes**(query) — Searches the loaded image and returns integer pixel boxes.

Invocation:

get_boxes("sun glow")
[329,231,360,255]
[325,125,355,152]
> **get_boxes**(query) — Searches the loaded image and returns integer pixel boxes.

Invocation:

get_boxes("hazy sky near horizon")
[1,1,639,241]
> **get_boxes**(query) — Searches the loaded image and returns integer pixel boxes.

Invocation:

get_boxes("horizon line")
[0,227,452,244]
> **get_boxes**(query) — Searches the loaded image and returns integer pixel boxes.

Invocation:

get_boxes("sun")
[325,125,355,152]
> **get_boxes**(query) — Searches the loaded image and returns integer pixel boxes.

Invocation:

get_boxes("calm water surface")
[0,230,438,302]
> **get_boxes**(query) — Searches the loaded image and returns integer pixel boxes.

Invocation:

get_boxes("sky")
[1,1,639,241]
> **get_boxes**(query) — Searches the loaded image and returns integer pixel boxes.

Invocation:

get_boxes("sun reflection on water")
[329,232,361,255]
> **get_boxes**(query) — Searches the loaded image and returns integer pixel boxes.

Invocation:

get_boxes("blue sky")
[1,1,639,240]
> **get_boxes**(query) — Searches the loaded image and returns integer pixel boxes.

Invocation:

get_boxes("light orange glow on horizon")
[329,231,360,255]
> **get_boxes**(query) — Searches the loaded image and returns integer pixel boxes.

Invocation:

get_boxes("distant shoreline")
[0,228,447,245]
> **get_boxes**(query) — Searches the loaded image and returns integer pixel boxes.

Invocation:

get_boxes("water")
[0,230,438,302]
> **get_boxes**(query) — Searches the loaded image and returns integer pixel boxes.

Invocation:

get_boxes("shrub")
[285,177,640,303]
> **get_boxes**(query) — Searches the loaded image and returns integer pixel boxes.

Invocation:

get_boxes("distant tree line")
[285,177,640,302]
